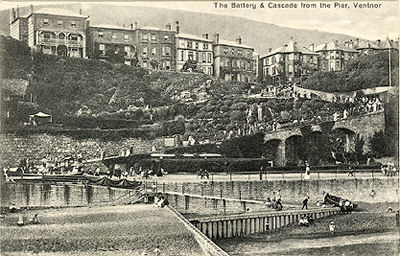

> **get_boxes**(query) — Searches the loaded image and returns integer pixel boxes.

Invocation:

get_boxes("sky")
[1,1,399,40]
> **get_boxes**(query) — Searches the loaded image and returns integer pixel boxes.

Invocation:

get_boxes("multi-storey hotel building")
[10,6,89,58]
[261,39,318,83]
[312,40,359,71]
[213,34,255,82]
[175,31,213,75]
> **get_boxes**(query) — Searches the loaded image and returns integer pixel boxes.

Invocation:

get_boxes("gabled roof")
[356,40,380,50]
[315,41,359,53]
[214,39,253,50]
[380,37,398,49]
[1,79,28,96]
[33,8,87,18]
[263,39,318,58]
[176,33,213,42]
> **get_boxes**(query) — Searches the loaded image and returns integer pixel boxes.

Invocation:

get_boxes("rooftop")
[356,40,380,50]
[315,41,359,53]
[138,26,174,32]
[215,39,253,50]
[91,24,133,31]
[33,8,87,18]
[264,39,318,57]
[176,33,213,42]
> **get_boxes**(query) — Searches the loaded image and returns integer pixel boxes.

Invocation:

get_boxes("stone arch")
[285,135,303,166]
[264,139,282,166]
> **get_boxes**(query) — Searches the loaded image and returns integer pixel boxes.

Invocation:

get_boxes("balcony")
[38,37,84,47]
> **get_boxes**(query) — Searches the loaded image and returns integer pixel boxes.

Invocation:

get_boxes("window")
[98,30,104,38]
[152,47,157,56]
[188,51,194,60]
[57,20,63,26]
[43,19,49,25]
[187,41,193,48]
[223,48,228,54]
[195,52,199,61]
[238,49,243,55]
[143,61,148,68]
[164,35,169,40]
[180,51,184,61]
[142,33,148,40]
[124,34,129,40]
[247,51,252,57]
[208,67,212,75]
[165,46,171,56]
[43,33,51,39]
[203,43,208,50]
[151,34,156,41]
[166,61,171,70]
[195,42,199,49]
[207,53,212,63]
[125,46,130,52]
[114,45,120,54]
[59,33,65,39]
[202,53,206,63]
[99,44,105,51]
[71,21,76,27]
[231,48,235,55]
[142,47,148,56]
[112,34,117,39]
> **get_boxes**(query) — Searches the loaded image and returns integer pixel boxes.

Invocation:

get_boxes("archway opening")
[285,135,303,166]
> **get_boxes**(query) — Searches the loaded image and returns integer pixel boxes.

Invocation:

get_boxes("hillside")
[0,4,357,55]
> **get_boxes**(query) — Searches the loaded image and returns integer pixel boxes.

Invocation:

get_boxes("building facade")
[261,39,318,83]
[10,6,89,58]
[88,24,137,65]
[313,41,359,71]
[133,24,176,70]
[175,32,213,75]
[213,34,255,82]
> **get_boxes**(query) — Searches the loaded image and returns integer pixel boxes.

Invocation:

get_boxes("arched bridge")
[264,110,385,166]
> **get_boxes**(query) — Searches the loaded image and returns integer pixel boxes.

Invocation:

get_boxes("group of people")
[298,215,314,227]
[154,193,169,208]
[381,164,398,176]
[265,190,283,211]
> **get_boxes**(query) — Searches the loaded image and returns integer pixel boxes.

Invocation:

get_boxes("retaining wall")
[0,182,142,208]
[156,177,398,204]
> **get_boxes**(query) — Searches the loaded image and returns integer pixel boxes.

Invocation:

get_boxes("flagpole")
[389,40,391,87]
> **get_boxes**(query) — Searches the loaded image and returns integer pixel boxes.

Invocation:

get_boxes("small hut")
[29,112,52,126]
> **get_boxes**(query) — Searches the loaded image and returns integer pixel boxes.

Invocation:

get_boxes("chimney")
[165,23,171,31]
[355,38,359,47]
[30,5,33,14]
[376,39,381,46]
[134,22,138,29]
[130,23,133,30]
[9,8,14,23]
[175,21,180,34]
[79,8,82,15]
[268,48,272,53]
[334,40,338,44]
[16,7,19,18]
[309,43,314,52]
[213,33,219,43]
[203,33,209,39]
[236,36,242,45]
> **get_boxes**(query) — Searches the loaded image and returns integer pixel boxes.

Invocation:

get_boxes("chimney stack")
[309,43,314,52]
[214,33,219,43]
[175,21,180,34]
[130,23,133,30]
[236,36,242,45]
[79,9,82,15]
[268,48,272,53]
[165,23,171,31]
[30,5,33,14]
[16,7,19,18]
[355,38,359,47]
[9,8,15,23]
[203,33,209,39]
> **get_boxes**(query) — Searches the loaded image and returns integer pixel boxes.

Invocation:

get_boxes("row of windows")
[221,59,252,70]
[142,33,170,41]
[142,46,171,56]
[222,47,252,56]
[185,41,210,50]
[43,18,77,27]
[180,51,212,63]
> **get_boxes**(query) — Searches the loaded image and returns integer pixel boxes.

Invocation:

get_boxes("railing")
[38,38,84,46]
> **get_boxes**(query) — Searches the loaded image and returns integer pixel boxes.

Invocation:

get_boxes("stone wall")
[0,134,163,167]
[1,182,141,208]
[157,177,398,205]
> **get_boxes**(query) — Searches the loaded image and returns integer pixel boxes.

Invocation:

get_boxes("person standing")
[329,221,336,234]
[304,162,311,180]
[302,196,309,210]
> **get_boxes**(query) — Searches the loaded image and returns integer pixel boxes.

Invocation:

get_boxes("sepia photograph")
[0,1,399,255]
